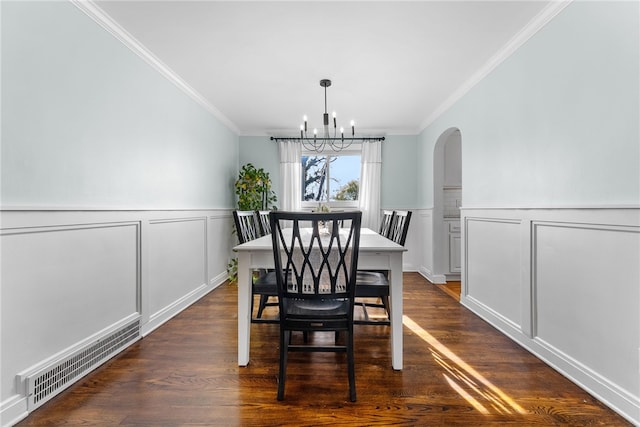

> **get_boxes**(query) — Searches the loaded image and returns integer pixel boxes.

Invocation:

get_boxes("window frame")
[300,144,362,210]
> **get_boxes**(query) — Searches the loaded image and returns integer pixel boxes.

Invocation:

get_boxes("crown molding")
[419,0,573,133]
[70,0,241,135]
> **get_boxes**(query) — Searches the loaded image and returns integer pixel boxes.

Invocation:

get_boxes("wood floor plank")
[16,273,630,426]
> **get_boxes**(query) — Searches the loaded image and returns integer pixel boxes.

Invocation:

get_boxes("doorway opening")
[433,128,462,283]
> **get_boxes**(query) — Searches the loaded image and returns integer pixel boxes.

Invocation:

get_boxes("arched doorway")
[433,128,462,283]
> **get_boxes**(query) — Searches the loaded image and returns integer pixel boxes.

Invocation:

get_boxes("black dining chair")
[388,210,412,246]
[378,210,395,238]
[269,211,362,402]
[232,210,278,323]
[355,210,412,325]
[256,210,271,236]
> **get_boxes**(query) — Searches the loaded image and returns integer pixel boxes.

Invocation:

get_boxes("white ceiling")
[93,1,552,137]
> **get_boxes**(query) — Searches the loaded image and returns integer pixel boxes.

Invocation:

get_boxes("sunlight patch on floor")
[403,315,527,415]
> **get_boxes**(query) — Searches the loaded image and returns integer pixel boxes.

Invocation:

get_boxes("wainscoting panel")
[533,221,640,401]
[0,221,139,403]
[461,208,640,425]
[208,212,235,286]
[145,216,208,333]
[1,209,233,426]
[465,217,522,329]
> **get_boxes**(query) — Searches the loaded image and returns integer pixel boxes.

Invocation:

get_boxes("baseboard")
[418,266,447,284]
[209,271,229,288]
[0,395,28,427]
[142,283,212,337]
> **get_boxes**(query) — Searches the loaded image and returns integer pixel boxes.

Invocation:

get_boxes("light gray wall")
[418,1,639,208]
[381,135,418,209]
[2,1,238,210]
[238,136,281,207]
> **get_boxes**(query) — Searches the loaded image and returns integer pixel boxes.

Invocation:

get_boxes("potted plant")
[234,163,277,211]
[228,163,277,283]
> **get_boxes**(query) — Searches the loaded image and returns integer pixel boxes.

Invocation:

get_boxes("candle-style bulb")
[350,120,355,136]
[332,111,337,128]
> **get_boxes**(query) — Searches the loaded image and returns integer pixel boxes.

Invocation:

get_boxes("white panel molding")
[530,219,640,339]
[1,209,232,426]
[146,216,208,324]
[462,215,521,301]
[461,207,640,425]
[0,220,141,236]
[419,0,573,131]
[69,0,240,135]
[149,216,208,225]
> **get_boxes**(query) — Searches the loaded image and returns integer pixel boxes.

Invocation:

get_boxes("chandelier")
[270,79,384,152]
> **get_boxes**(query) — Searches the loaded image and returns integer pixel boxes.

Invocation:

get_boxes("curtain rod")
[269,136,385,142]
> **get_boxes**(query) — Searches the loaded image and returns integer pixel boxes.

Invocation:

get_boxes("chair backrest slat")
[233,210,260,244]
[270,211,362,301]
[388,210,412,246]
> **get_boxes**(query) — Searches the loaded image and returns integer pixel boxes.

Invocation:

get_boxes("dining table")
[234,227,406,370]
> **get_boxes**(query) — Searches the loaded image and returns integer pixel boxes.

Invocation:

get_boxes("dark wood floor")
[17,273,630,426]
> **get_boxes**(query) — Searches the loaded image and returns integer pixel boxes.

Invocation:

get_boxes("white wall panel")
[465,217,522,328]
[462,208,640,425]
[147,217,207,320]
[0,209,233,425]
[0,222,139,399]
[208,213,235,286]
[534,222,640,396]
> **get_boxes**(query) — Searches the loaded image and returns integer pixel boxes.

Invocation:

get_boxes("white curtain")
[279,140,302,211]
[358,140,382,229]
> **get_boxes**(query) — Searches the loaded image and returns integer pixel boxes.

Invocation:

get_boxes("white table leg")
[237,252,251,366]
[389,252,403,370]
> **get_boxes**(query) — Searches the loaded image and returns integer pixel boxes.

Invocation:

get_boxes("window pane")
[302,155,328,202]
[330,155,360,201]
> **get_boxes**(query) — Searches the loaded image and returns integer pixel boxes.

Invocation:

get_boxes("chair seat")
[285,299,349,318]
[253,271,278,294]
[355,271,389,297]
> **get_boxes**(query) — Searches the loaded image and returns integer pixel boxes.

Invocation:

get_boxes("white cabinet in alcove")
[445,220,461,274]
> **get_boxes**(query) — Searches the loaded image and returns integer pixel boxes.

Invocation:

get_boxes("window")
[301,150,361,208]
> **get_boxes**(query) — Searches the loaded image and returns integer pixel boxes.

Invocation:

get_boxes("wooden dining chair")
[233,210,278,323]
[270,211,362,402]
[355,210,412,325]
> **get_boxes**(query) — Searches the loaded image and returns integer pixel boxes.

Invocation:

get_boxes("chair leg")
[382,296,391,319]
[277,328,289,401]
[347,328,356,402]
[256,295,269,318]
